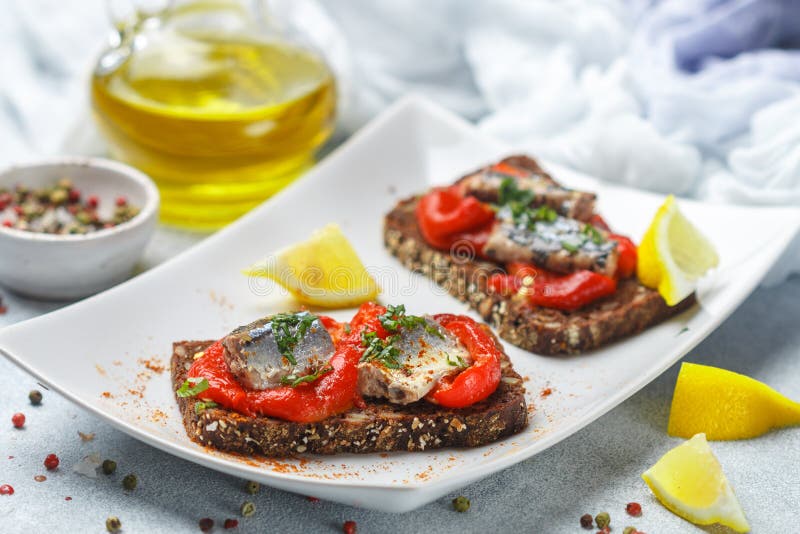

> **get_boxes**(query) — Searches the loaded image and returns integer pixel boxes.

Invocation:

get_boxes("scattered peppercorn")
[0,181,140,235]
[106,516,122,533]
[44,453,59,470]
[626,502,642,517]
[580,513,594,529]
[122,473,137,490]
[240,501,256,517]
[623,527,637,534]
[199,518,214,532]
[596,528,611,534]
[343,520,357,534]
[102,459,117,475]
[0,484,14,495]
[595,512,611,529]
[245,480,260,495]
[28,390,43,405]
[452,496,471,512]
[306,496,320,502]
[11,413,25,428]
[224,518,239,529]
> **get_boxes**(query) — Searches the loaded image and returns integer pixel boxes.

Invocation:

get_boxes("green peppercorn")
[240,501,256,517]
[122,473,137,490]
[102,459,117,475]
[452,496,470,512]
[49,189,68,205]
[245,480,260,495]
[623,527,637,534]
[106,516,122,533]
[595,512,611,529]
[57,178,73,190]
[28,389,43,406]
[76,211,92,225]
[23,204,40,219]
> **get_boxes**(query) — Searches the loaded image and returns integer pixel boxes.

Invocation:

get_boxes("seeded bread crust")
[171,337,528,457]
[384,172,695,355]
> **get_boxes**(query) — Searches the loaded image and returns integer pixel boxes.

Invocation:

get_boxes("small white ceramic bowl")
[0,157,159,300]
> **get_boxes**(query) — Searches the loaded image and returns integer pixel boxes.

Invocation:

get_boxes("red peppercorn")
[343,520,357,534]
[580,514,593,529]
[198,518,214,532]
[223,518,238,529]
[1,220,12,228]
[11,413,25,428]
[44,454,59,470]
[13,206,24,216]
[626,502,642,517]
[0,484,14,495]
[115,196,128,207]
[86,195,99,208]
[306,496,320,502]
[68,189,81,202]
[596,528,611,534]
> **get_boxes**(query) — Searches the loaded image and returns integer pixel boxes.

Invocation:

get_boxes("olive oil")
[92,30,335,229]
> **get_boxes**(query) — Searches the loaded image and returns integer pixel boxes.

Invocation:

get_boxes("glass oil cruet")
[91,0,336,229]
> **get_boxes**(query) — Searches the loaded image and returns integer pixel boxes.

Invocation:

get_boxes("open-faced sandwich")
[171,302,527,456]
[384,155,695,355]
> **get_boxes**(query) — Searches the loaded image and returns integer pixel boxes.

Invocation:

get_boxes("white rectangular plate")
[1,96,799,513]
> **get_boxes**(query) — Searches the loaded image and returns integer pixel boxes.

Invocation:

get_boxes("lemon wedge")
[244,224,380,308]
[669,362,800,440]
[637,195,719,305]
[642,433,750,532]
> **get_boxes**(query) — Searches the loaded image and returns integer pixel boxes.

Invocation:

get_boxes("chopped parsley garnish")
[360,304,451,369]
[270,312,317,366]
[447,353,467,368]
[360,330,402,369]
[499,177,535,206]
[561,240,580,253]
[194,400,218,414]
[581,223,605,245]
[497,178,559,231]
[379,304,443,339]
[176,377,209,398]
[343,323,352,334]
[561,223,607,254]
[280,366,333,387]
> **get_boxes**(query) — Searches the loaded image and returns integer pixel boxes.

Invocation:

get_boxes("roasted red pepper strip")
[416,186,495,253]
[489,162,529,178]
[426,314,502,408]
[609,233,637,278]
[489,262,617,311]
[589,213,611,232]
[187,338,361,423]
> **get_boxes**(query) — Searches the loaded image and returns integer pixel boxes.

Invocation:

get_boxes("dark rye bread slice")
[171,338,527,457]
[384,196,696,355]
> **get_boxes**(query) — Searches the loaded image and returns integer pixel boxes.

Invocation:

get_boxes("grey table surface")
[1,228,799,534]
